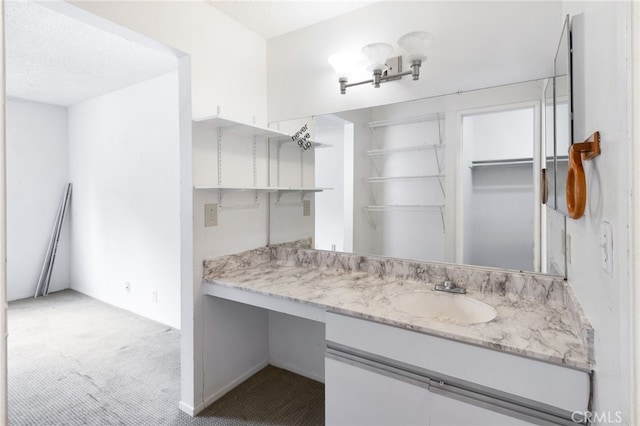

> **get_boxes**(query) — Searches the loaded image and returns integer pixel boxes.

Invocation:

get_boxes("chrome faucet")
[434,280,466,294]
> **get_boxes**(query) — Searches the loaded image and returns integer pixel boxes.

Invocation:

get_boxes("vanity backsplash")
[203,241,593,365]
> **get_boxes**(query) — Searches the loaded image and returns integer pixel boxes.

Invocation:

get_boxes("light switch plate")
[205,203,218,227]
[303,200,311,217]
[601,221,613,275]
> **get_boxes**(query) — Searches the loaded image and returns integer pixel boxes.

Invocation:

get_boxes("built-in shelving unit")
[365,112,446,231]
[193,115,331,209]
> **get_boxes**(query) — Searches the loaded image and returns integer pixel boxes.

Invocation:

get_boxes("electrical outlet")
[205,203,218,227]
[601,221,613,275]
[152,290,158,303]
[124,282,131,293]
[303,200,311,216]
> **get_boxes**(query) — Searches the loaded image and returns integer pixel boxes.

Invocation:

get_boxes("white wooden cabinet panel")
[326,357,430,426]
[427,392,534,426]
[326,312,590,414]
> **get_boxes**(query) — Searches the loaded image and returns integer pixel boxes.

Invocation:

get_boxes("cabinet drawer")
[326,312,590,414]
[326,356,430,426]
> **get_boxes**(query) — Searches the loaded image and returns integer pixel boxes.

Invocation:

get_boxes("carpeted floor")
[8,290,324,425]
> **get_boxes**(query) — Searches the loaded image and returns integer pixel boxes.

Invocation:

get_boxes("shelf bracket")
[274,190,303,207]
[369,126,381,150]
[439,206,446,233]
[437,175,445,198]
[367,183,377,206]
[437,112,444,144]
[434,146,443,174]
[363,206,377,230]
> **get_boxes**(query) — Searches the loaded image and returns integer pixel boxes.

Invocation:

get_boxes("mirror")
[552,15,572,216]
[544,79,556,209]
[270,79,566,276]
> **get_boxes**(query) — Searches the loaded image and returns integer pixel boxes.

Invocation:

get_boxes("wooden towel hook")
[566,131,601,219]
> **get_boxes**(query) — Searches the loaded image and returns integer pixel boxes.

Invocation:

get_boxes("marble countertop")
[203,246,594,371]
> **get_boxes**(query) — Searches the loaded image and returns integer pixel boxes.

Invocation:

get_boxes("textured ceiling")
[5,1,179,107]
[206,0,378,39]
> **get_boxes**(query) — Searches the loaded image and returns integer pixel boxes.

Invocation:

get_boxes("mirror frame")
[551,14,573,216]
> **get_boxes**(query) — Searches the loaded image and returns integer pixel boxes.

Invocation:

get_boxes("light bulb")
[397,31,433,62]
[361,42,393,71]
[328,51,368,80]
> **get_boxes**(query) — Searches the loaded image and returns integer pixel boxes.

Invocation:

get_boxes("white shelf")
[367,174,444,183]
[194,115,331,147]
[194,115,288,138]
[194,185,331,193]
[367,112,444,128]
[367,144,443,156]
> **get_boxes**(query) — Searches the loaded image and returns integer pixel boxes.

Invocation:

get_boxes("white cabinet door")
[427,392,535,426]
[326,357,430,426]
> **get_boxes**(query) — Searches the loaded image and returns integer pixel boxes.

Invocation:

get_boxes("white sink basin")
[391,291,497,325]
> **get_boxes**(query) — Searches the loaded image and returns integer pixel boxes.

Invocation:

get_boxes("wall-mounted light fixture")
[328,31,433,95]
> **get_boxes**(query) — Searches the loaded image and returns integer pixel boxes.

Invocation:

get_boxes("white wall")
[267,1,562,122]
[268,312,325,383]
[73,0,267,125]
[314,115,349,252]
[6,99,70,301]
[559,4,632,422]
[334,108,375,255]
[465,109,534,162]
[68,2,270,413]
[68,71,181,329]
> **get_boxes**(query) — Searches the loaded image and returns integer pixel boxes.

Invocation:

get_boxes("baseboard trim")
[178,400,196,416]
[269,359,325,384]
[199,360,269,413]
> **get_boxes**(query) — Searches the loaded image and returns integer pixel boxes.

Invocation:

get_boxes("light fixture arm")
[338,58,422,94]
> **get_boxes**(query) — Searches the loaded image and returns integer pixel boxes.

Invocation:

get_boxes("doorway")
[314,114,354,253]
[460,105,539,271]
[2,0,190,421]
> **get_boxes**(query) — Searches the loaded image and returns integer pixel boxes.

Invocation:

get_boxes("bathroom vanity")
[201,245,593,425]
